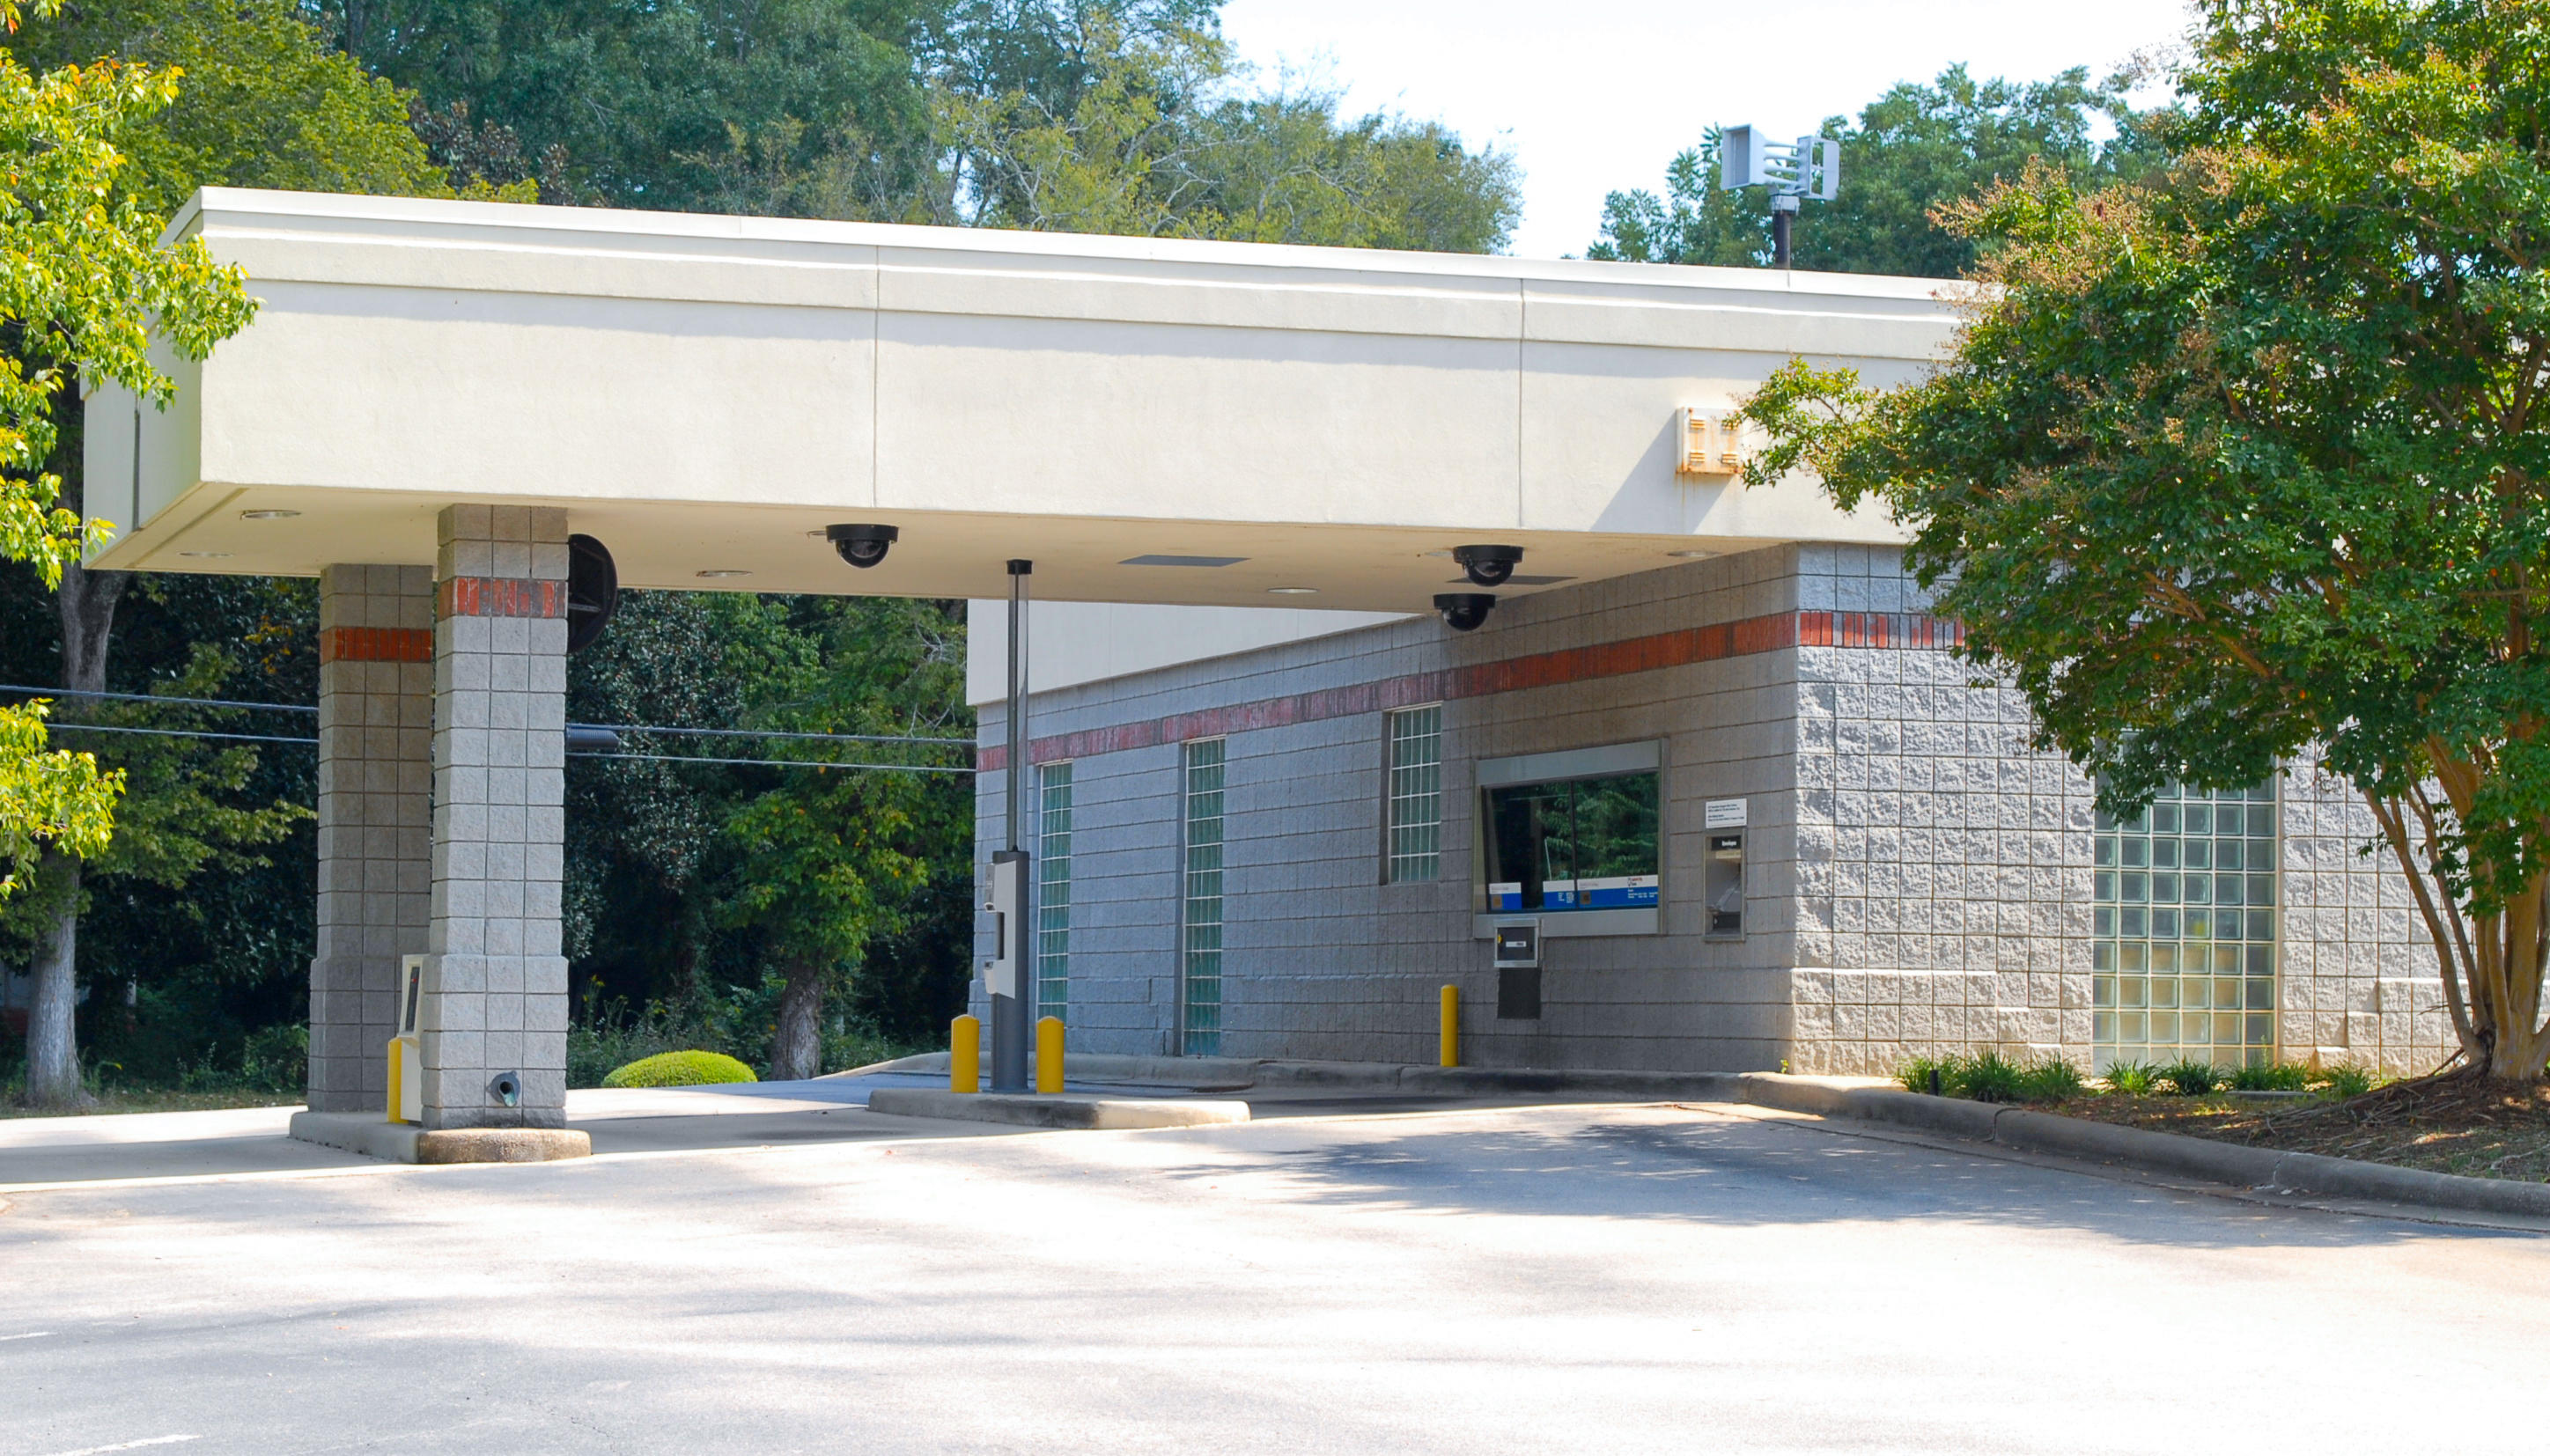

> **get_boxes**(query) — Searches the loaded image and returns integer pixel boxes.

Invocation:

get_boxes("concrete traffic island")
[290,1111,592,1164]
[866,1088,1250,1130]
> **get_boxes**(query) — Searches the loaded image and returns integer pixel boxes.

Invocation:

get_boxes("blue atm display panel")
[1481,770,1661,915]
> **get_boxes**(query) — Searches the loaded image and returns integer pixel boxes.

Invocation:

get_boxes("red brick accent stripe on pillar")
[439,577,567,619]
[319,627,434,664]
[976,607,1967,770]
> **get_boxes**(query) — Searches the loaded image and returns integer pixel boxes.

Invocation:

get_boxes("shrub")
[1949,1049,2029,1103]
[2318,1063,2377,1098]
[601,1050,758,1088]
[2016,1056,2086,1103]
[2230,1061,2310,1092]
[2103,1060,2158,1095]
[1897,1055,1954,1095]
[2156,1058,2223,1095]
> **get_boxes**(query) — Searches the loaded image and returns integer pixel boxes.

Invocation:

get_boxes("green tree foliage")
[0,703,115,897]
[1588,64,2161,276]
[11,0,450,213]
[5,0,462,1106]
[311,0,938,214]
[713,597,962,1077]
[0,0,262,1104]
[1739,0,2550,1081]
[941,18,1518,248]
[563,592,973,1070]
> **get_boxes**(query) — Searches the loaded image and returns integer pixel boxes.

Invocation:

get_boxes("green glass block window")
[1181,739,1226,1056]
[1035,761,1073,1026]
[1386,705,1443,883]
[2092,780,2280,1071]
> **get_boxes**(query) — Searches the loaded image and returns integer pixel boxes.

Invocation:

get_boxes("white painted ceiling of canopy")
[83,188,1958,614]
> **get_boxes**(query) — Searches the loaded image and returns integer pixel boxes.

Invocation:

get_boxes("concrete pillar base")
[290,1110,591,1164]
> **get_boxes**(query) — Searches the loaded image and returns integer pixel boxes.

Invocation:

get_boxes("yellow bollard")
[1036,1016,1065,1094]
[1440,984,1459,1068]
[950,1014,981,1092]
[386,1035,406,1124]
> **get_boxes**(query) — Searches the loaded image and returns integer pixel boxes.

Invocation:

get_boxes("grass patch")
[0,1087,299,1119]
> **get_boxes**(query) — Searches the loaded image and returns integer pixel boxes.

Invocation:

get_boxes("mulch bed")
[2050,1070,2550,1184]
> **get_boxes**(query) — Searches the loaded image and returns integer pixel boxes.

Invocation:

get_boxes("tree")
[311,0,936,217]
[1588,64,2163,275]
[940,18,1519,249]
[8,0,445,1105]
[1739,0,2550,1081]
[714,596,963,1079]
[0,0,261,1103]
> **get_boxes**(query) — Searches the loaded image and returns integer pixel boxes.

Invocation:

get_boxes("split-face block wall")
[976,545,2458,1078]
[306,505,571,1129]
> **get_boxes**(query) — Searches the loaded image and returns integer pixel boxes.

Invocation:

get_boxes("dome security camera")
[1435,592,1497,632]
[1451,544,1524,588]
[827,524,900,568]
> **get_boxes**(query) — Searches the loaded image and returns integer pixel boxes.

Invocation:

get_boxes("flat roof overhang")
[84,188,1961,613]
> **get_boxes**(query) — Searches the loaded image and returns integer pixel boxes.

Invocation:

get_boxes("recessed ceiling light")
[240,509,300,520]
[179,550,233,558]
[696,569,752,578]
[1120,554,1247,568]
[1266,586,1319,595]
[1668,549,1719,559]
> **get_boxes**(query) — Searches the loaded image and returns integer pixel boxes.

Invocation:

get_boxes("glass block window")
[1181,739,1226,1056]
[2092,781,2280,1071]
[1035,761,1072,1026]
[1386,706,1443,883]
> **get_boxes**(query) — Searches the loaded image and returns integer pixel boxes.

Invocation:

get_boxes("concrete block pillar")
[420,505,571,1130]
[307,565,435,1114]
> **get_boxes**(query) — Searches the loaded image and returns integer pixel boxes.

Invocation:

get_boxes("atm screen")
[1482,769,1661,912]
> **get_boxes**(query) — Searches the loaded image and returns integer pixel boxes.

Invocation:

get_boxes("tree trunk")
[771,960,824,1082]
[2369,787,2550,1083]
[23,558,128,1107]
[23,851,88,1107]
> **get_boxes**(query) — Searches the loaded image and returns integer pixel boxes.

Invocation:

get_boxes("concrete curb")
[838,1054,2550,1217]
[866,1088,1251,1129]
[291,1111,592,1165]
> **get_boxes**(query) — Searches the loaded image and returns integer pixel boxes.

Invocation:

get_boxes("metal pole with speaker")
[991,559,1035,1093]
[1719,125,1839,268]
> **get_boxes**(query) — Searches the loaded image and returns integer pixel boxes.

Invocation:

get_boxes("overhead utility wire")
[572,721,975,748]
[569,751,975,774]
[0,682,316,715]
[41,722,320,747]
[21,719,974,771]
[0,683,969,751]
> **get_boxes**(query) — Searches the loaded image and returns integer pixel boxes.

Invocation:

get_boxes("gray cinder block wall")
[977,544,2455,1077]
[419,505,571,1129]
[306,563,434,1112]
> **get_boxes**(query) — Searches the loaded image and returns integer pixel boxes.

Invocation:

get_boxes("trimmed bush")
[601,1049,758,1089]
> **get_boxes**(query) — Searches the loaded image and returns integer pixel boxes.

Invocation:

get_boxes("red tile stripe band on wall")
[319,627,433,664]
[438,577,566,620]
[975,607,1966,771]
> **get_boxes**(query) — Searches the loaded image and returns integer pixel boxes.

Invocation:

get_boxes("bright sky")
[1218,0,2199,259]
